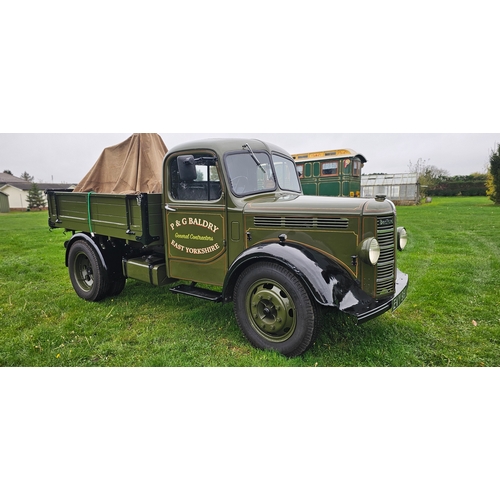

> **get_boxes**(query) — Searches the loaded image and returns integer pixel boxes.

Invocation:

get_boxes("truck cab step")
[170,283,222,302]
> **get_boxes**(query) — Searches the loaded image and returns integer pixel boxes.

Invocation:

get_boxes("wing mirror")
[177,155,197,182]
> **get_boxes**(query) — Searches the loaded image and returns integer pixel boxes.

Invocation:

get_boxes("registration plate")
[392,280,408,311]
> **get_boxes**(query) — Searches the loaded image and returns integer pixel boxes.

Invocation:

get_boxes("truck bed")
[46,190,164,246]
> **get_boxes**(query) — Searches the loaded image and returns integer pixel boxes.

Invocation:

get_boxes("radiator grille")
[253,216,349,229]
[376,216,396,296]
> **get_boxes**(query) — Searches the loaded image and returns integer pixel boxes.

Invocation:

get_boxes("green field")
[1,197,499,367]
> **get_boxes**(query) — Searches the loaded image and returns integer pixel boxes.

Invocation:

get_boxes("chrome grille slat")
[316,218,349,228]
[284,217,314,228]
[376,216,396,296]
[253,217,283,227]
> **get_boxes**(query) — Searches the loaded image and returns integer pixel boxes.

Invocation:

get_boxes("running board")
[170,283,223,302]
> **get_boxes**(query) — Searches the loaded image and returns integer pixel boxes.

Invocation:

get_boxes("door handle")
[165,204,177,212]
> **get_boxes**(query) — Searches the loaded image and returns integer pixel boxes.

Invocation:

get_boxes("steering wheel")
[232,176,248,194]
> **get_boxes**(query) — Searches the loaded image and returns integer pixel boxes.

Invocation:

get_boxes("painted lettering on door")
[167,214,224,261]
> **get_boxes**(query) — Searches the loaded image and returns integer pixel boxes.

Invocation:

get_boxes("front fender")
[223,242,373,313]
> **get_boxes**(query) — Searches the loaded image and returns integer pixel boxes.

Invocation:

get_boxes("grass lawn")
[1,197,499,366]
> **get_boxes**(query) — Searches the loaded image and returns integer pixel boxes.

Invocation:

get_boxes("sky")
[1,132,498,184]
[1,5,499,188]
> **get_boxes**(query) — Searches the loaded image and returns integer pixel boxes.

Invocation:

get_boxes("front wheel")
[68,240,110,302]
[233,262,319,357]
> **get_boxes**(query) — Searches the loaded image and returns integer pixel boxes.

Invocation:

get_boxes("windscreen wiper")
[242,143,266,173]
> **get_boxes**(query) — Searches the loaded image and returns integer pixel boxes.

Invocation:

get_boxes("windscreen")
[225,151,301,196]
[225,152,276,196]
[272,154,301,192]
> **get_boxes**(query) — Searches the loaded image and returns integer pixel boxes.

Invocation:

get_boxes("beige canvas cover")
[73,133,168,194]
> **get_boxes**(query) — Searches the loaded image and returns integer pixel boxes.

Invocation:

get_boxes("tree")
[2,169,13,175]
[408,158,449,197]
[20,171,34,182]
[26,182,45,211]
[487,144,500,205]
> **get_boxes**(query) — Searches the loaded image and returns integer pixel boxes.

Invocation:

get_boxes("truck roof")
[166,138,292,159]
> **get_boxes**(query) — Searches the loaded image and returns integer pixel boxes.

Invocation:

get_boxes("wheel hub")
[75,256,94,290]
[82,265,93,284]
[247,281,296,342]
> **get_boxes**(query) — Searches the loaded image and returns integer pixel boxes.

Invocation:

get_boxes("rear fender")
[64,233,108,270]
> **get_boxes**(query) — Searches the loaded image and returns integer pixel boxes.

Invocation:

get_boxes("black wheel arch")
[64,233,125,281]
[223,242,368,310]
[65,233,107,269]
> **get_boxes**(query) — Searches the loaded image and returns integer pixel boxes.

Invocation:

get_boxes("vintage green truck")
[47,138,408,357]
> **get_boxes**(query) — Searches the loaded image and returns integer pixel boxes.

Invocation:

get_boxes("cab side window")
[170,156,222,201]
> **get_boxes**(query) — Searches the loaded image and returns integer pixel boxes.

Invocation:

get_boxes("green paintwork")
[47,192,164,246]
[122,256,173,287]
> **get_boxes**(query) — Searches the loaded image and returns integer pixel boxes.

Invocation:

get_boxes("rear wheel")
[233,262,319,357]
[107,276,127,297]
[68,240,110,302]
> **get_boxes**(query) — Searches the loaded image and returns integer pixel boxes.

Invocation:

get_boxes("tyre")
[107,276,127,297]
[68,240,110,302]
[233,262,319,357]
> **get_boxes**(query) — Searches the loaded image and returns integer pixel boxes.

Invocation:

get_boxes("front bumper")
[341,269,409,324]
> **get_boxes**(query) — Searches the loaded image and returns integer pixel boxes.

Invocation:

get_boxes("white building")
[0,173,75,210]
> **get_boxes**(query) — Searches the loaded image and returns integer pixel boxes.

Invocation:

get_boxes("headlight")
[397,227,408,251]
[360,237,380,265]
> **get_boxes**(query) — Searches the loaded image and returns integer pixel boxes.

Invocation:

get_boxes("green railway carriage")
[293,148,367,197]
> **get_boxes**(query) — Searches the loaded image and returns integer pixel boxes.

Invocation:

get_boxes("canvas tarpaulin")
[73,133,168,194]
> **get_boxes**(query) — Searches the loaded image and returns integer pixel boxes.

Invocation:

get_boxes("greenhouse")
[361,173,420,205]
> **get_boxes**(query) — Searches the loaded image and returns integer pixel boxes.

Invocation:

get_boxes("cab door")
[165,153,227,286]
